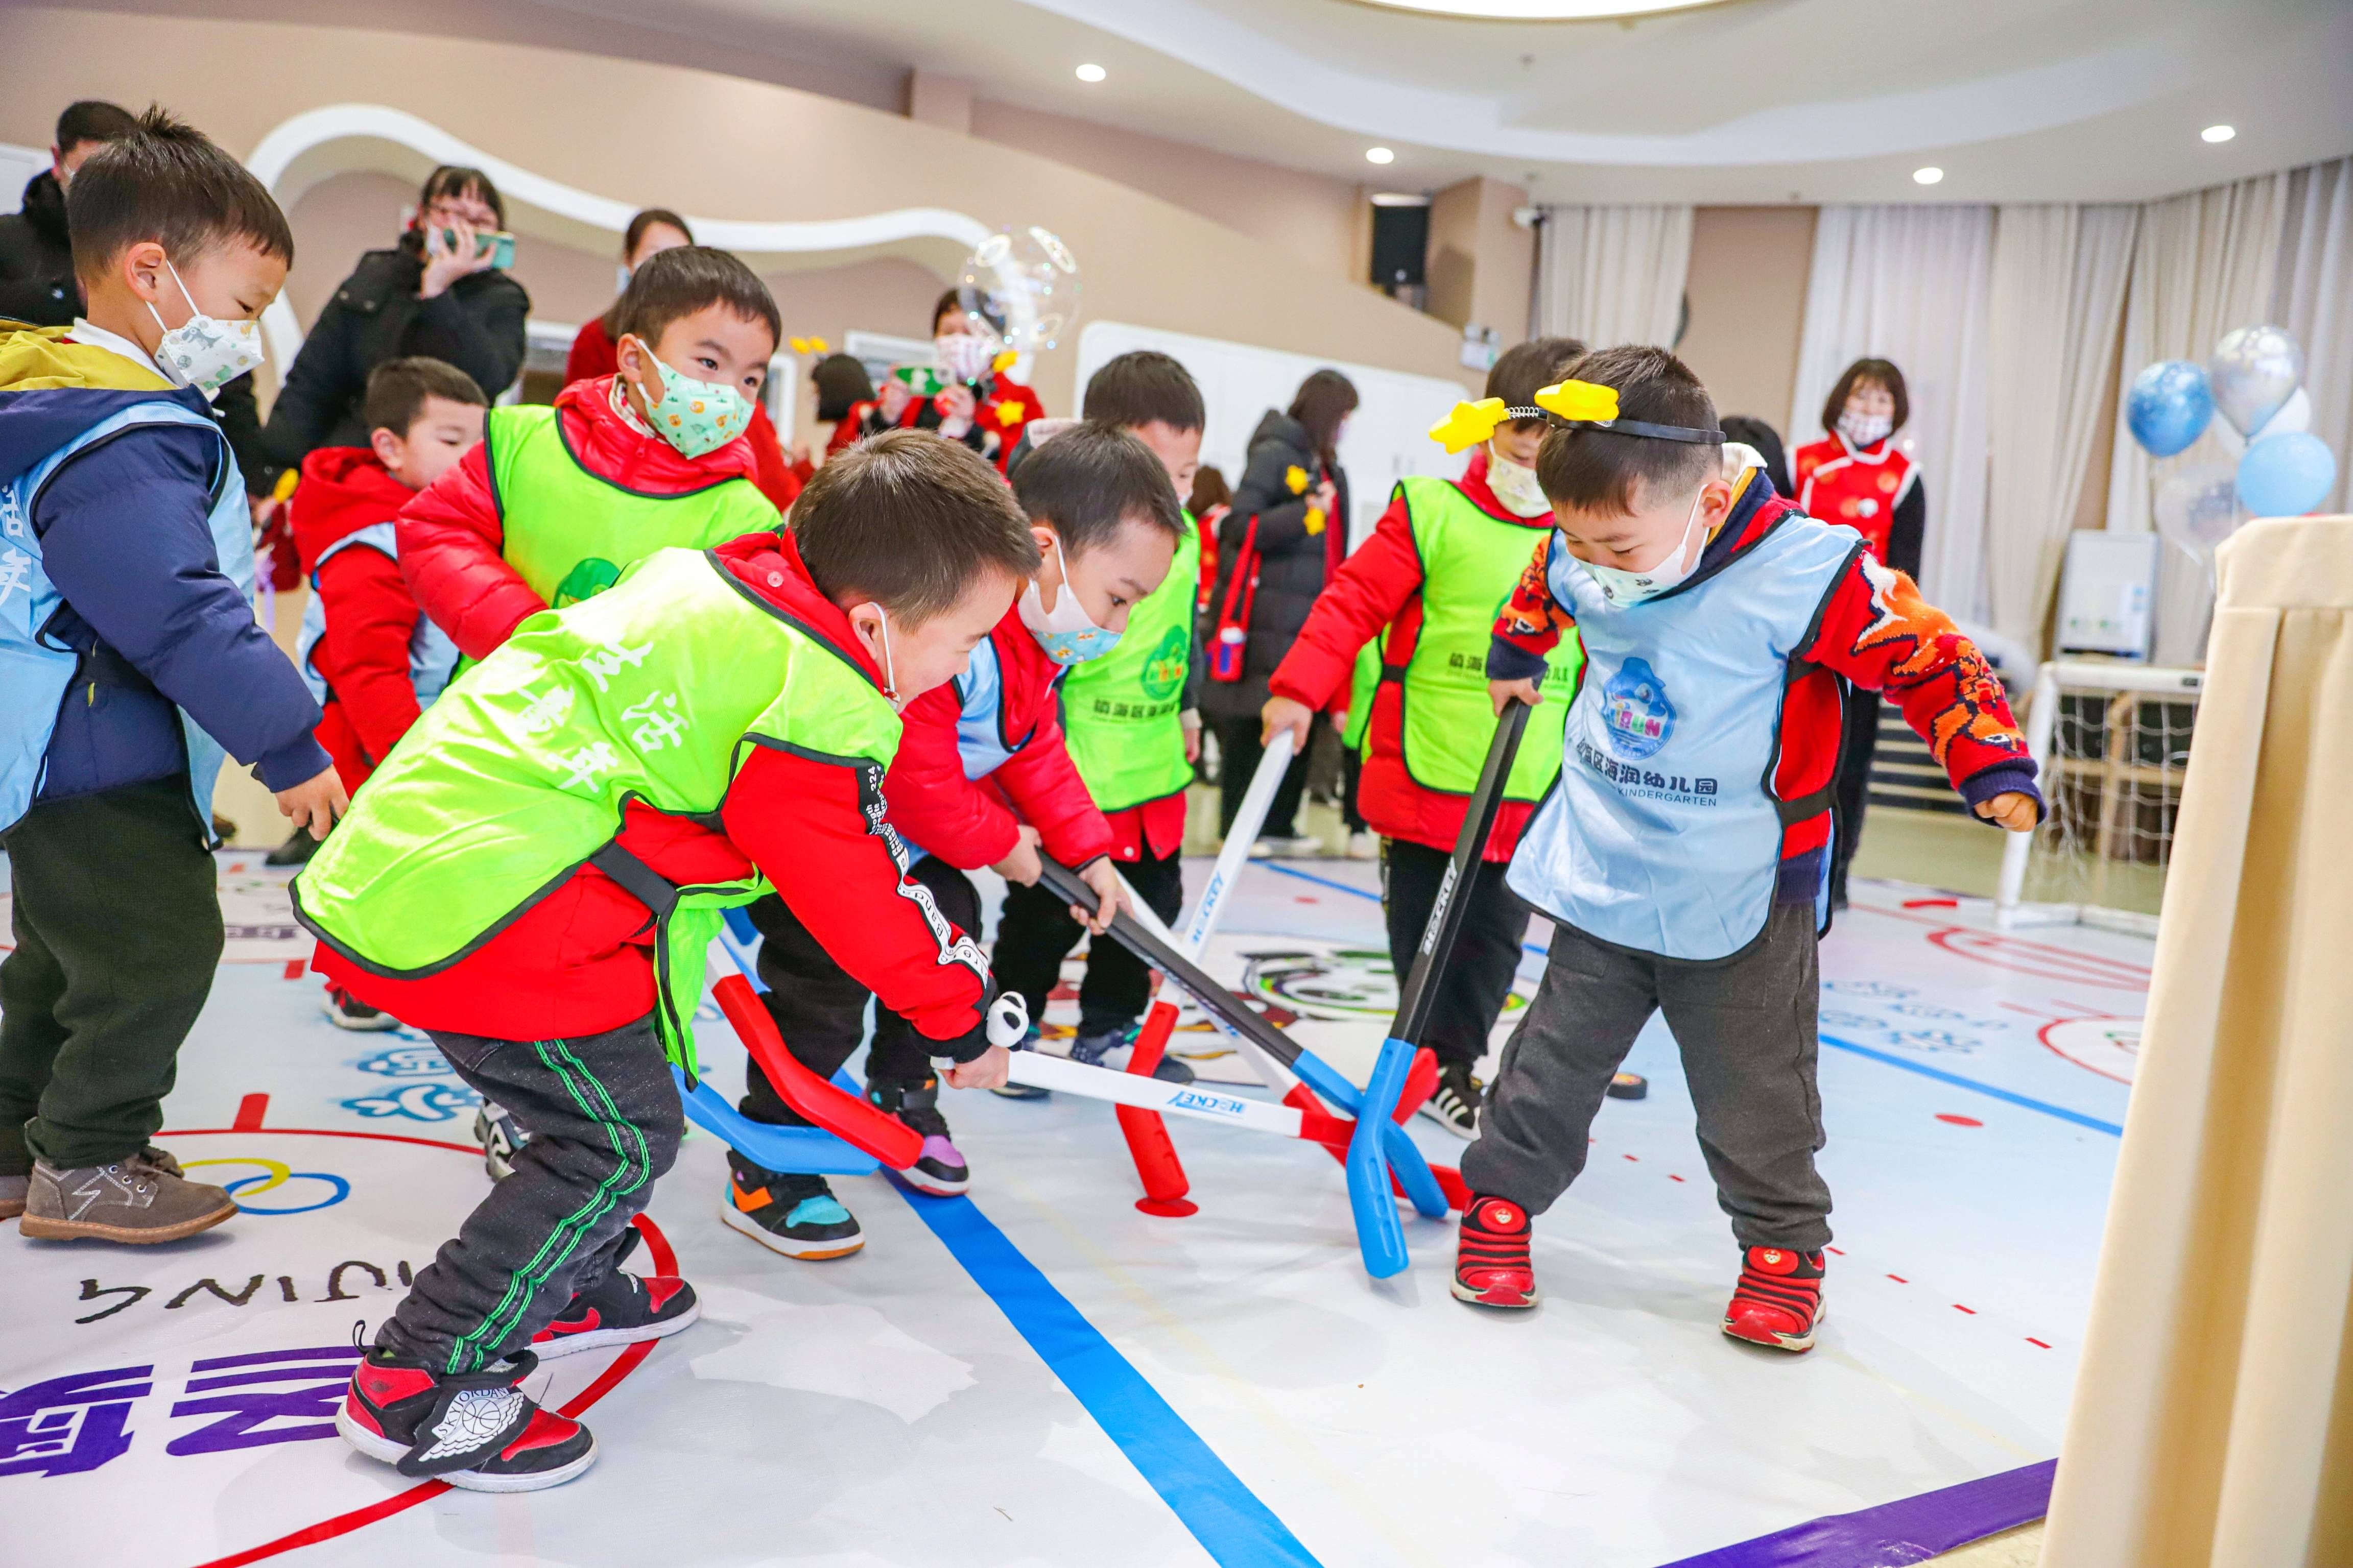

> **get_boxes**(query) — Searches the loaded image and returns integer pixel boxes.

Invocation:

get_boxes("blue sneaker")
[1071,1023,1195,1084]
[990,1021,1052,1100]
[720,1167,864,1260]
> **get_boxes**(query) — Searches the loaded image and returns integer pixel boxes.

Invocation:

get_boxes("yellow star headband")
[788,335,831,355]
[1428,379,1724,454]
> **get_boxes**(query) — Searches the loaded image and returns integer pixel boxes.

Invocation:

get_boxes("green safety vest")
[1388,477,1583,800]
[292,548,928,1072]
[1343,641,1380,752]
[1060,516,1201,812]
[487,403,781,609]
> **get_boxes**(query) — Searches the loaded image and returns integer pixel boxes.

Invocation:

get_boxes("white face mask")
[1486,446,1552,519]
[1837,411,1893,449]
[146,259,265,397]
[1018,535,1120,666]
[935,332,995,384]
[1574,488,1709,609]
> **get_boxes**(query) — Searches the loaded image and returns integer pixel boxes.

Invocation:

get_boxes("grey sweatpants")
[1460,900,1832,1251]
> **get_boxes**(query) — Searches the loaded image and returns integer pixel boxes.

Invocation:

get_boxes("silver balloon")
[2152,462,2243,560]
[2208,324,2302,438]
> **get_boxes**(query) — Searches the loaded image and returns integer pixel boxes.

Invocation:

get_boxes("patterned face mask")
[1837,410,1893,449]
[1574,487,1709,609]
[1018,533,1121,666]
[146,259,265,397]
[626,336,754,459]
[1486,446,1553,518]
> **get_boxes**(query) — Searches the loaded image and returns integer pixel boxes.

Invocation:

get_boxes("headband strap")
[1429,380,1724,454]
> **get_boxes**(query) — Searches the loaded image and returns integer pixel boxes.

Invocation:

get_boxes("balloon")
[955,226,1082,358]
[2153,462,2242,559]
[2253,383,2311,439]
[2208,324,2302,437]
[2125,360,2213,456]
[2235,431,2338,517]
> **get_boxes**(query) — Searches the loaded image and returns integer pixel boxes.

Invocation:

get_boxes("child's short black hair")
[363,357,487,439]
[68,107,294,283]
[1536,345,1720,516]
[1013,423,1185,556]
[1488,335,1585,418]
[615,246,782,358]
[793,429,1040,625]
[1081,351,1204,434]
[1820,357,1910,437]
[56,101,137,155]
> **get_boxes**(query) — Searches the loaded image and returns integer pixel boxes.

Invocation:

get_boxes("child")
[730,423,1180,1259]
[0,109,344,1242]
[294,431,1031,1490]
[856,290,1047,472]
[992,351,1205,1082]
[1262,338,1588,1138]
[1455,347,2041,1352]
[292,357,484,1030]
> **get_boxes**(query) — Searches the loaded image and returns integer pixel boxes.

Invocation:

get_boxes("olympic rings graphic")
[181,1157,352,1215]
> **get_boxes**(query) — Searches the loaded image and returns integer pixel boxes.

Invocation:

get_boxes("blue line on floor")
[1819,1035,2124,1136]
[893,1177,1326,1568]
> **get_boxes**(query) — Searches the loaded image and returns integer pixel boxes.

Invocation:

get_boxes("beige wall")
[1425,177,1535,349]
[1678,205,1818,429]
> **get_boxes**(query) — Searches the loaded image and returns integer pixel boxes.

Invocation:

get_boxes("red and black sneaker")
[1452,1195,1538,1309]
[531,1267,699,1360]
[1722,1245,1826,1352]
[336,1346,596,1491]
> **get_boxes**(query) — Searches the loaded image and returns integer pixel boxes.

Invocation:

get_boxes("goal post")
[1995,660,2204,935]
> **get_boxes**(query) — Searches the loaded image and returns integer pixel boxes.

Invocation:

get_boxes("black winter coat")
[257,243,528,486]
[1201,409,1349,721]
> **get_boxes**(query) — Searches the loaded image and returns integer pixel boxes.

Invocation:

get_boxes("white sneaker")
[473,1104,528,1181]
[1346,831,1381,860]
[1249,835,1323,860]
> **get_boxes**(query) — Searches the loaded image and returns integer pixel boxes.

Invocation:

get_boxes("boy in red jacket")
[727,424,1183,1261]
[292,357,486,1031]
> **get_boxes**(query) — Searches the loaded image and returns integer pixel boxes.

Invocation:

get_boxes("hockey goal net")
[1995,661,2204,935]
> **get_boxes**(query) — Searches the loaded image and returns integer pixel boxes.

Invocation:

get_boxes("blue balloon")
[2235,431,2338,517]
[2126,360,2215,457]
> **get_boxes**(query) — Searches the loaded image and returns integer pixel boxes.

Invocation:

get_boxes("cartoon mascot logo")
[1600,656,1675,760]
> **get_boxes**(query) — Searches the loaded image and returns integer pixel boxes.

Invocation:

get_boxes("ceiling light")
[1357,1,1722,17]
[1912,166,1944,185]
[1369,191,1432,206]
[2202,124,2236,143]
[1366,147,1396,165]
[1075,62,1106,83]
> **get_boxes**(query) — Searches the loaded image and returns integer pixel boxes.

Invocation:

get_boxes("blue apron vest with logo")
[1506,515,1862,960]
[295,522,462,712]
[0,400,254,837]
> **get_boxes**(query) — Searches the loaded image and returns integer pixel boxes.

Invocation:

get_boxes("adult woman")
[1202,368,1358,854]
[853,290,1046,472]
[1792,358,1926,909]
[258,166,528,483]
[565,207,806,511]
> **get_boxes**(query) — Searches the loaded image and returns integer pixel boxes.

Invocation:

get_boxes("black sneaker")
[1070,1023,1195,1084]
[473,1103,528,1181]
[720,1164,865,1260]
[337,1346,596,1491]
[1418,1061,1483,1140]
[869,1076,969,1196]
[530,1265,699,1359]
[321,985,400,1032]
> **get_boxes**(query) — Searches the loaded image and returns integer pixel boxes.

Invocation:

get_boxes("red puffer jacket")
[291,447,433,791]
[884,605,1113,872]
[565,316,809,511]
[396,375,775,662]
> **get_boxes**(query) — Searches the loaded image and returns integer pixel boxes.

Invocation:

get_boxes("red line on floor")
[1668,1174,1685,1183]
[231,1094,268,1131]
[2026,1338,2052,1349]
[281,960,306,981]
[159,1126,479,1154]
[1824,1246,1845,1256]
[1953,1304,1977,1315]
[1902,897,1960,909]
[1888,1274,1909,1283]
[1623,1153,1639,1162]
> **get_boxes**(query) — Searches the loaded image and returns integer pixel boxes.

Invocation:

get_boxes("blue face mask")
[1018,536,1120,666]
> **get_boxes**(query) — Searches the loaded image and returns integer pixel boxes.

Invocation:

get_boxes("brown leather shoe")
[19,1150,235,1242]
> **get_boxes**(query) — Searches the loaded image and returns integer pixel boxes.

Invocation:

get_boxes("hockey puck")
[1606,1073,1648,1101]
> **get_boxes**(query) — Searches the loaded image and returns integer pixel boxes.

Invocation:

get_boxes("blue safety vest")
[0,400,253,837]
[295,522,461,712]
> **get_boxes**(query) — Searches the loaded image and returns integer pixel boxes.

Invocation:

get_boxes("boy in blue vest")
[0,109,344,1243]
[1458,347,2041,1350]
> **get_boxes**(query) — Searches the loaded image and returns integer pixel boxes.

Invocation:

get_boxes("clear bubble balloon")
[2125,359,2213,457]
[955,227,1082,357]
[2208,324,2302,438]
[2153,462,2241,560]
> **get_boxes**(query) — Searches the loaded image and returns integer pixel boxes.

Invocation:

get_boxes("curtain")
[2038,514,2353,1568]
[1532,204,1693,350]
[1983,204,2138,655]
[1790,205,1997,622]
[2102,172,2288,665]
[2276,157,2352,515]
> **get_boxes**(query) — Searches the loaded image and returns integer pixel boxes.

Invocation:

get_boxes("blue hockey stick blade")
[1380,1113,1450,1219]
[1346,1036,1419,1278]
[674,1066,879,1177]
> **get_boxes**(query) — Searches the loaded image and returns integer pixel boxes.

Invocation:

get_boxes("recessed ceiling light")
[2202,124,2236,143]
[1075,62,1107,83]
[1357,1,1721,16]
[1366,147,1396,165]
[1913,166,1944,185]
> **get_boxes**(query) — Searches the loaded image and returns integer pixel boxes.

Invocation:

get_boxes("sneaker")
[19,1151,235,1243]
[1452,1195,1538,1309]
[1345,831,1381,861]
[530,1268,699,1359]
[337,1346,595,1491]
[0,1171,26,1221]
[989,1021,1051,1101]
[321,985,400,1032]
[1722,1245,1826,1352]
[720,1167,865,1260]
[473,1104,528,1181]
[869,1076,968,1196]
[1070,1023,1195,1084]
[1248,835,1323,860]
[265,827,319,866]
[1418,1061,1482,1140]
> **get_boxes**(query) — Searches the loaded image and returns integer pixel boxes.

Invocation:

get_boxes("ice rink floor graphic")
[1,852,2148,1566]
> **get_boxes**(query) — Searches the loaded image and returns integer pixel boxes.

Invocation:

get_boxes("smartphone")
[440,228,517,270]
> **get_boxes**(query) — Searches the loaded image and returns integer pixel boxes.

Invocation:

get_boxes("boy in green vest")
[294,431,1036,1491]
[992,351,1206,1081]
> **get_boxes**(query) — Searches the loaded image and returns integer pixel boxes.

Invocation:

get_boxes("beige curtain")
[2277,157,2352,515]
[2039,514,2353,1568]
[1984,204,2138,655]
[1532,204,1693,350]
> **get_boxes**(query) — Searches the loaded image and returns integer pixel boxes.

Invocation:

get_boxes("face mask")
[628,338,754,460]
[1486,446,1552,519]
[145,260,264,397]
[936,332,995,384]
[1575,488,1709,609]
[1018,537,1120,666]
[1837,410,1893,449]
[864,602,906,712]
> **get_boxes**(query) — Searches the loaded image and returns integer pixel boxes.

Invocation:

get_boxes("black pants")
[1461,901,1831,1251]
[1828,686,1880,905]
[1215,713,1321,838]
[993,844,1184,1038]
[1341,750,1366,832]
[0,776,220,1172]
[740,856,979,1130]
[1381,838,1530,1070]
[386,1014,681,1374]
